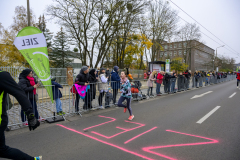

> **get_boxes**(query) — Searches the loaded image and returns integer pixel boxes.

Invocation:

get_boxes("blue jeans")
[171,81,176,93]
[55,98,62,113]
[156,83,161,94]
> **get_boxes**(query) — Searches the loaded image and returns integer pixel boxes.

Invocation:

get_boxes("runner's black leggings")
[117,96,132,116]
[0,125,34,160]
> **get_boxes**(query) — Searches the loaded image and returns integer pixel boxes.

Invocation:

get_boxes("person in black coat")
[18,69,40,125]
[89,69,98,110]
[75,66,90,111]
[51,77,65,115]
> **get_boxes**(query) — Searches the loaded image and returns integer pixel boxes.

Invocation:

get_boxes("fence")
[5,74,236,130]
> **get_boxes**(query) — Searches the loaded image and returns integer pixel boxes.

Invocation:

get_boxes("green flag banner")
[14,26,53,102]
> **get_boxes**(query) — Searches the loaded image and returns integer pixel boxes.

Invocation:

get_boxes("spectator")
[183,70,191,89]
[111,66,121,105]
[89,69,98,110]
[75,66,90,112]
[96,67,100,78]
[164,72,171,94]
[178,72,184,91]
[18,69,41,126]
[170,70,177,93]
[156,71,164,96]
[105,88,113,108]
[51,77,65,115]
[106,68,111,85]
[98,68,108,109]
[147,71,157,96]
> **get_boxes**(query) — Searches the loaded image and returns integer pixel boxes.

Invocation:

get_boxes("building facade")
[157,40,215,73]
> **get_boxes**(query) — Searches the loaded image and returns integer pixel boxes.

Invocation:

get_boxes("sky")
[0,0,240,63]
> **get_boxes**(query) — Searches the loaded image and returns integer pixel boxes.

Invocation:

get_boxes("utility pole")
[27,0,31,26]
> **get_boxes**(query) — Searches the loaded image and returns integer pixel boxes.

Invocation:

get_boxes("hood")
[89,69,96,78]
[19,73,27,80]
[111,70,116,74]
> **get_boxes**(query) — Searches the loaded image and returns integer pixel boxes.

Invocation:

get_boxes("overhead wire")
[168,0,240,56]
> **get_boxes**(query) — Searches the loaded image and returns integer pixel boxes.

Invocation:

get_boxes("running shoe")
[128,115,134,121]
[124,107,127,113]
[34,156,42,160]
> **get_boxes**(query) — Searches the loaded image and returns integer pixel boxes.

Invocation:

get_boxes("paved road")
[3,80,240,160]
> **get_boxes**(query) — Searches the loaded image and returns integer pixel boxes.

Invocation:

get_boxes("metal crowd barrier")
[5,75,236,129]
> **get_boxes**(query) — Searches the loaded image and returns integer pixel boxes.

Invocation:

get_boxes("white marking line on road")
[191,91,213,99]
[229,92,236,98]
[196,106,221,124]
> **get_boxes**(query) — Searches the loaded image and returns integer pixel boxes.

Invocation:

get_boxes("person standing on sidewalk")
[0,70,41,160]
[117,70,134,121]
[156,71,164,96]
[89,69,98,110]
[111,66,121,105]
[75,66,90,112]
[51,77,65,115]
[170,70,177,93]
[183,70,191,89]
[98,68,108,109]
[147,71,157,96]
[18,69,41,126]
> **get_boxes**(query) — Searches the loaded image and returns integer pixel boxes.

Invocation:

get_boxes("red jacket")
[156,73,163,84]
[237,72,240,80]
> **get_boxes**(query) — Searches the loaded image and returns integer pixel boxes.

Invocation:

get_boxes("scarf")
[121,77,128,83]
[26,76,36,95]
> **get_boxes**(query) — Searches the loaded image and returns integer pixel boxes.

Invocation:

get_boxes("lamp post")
[27,0,31,26]
[215,45,224,71]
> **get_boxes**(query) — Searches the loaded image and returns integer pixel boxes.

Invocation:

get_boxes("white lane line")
[196,106,221,124]
[191,91,213,99]
[229,92,236,98]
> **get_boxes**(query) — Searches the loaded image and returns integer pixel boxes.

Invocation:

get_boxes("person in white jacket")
[98,68,109,109]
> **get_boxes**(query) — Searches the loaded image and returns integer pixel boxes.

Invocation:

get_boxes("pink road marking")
[116,127,130,131]
[57,124,154,160]
[83,115,116,131]
[142,130,219,160]
[91,120,145,139]
[124,127,158,144]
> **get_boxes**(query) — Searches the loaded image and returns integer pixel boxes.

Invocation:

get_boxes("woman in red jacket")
[156,71,164,96]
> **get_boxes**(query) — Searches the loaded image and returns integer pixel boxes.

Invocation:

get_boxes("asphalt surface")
[2,80,240,160]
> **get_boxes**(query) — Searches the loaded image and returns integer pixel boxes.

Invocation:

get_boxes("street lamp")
[214,45,224,71]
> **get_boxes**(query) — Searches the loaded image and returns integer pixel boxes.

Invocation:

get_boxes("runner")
[236,71,240,88]
[0,70,41,160]
[117,70,134,121]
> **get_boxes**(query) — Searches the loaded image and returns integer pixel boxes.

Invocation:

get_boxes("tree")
[171,57,188,72]
[50,27,73,68]
[47,0,149,68]
[11,6,36,33]
[176,23,202,70]
[37,15,53,51]
[149,0,179,62]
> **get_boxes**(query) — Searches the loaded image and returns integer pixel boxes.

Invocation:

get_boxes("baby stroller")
[131,80,147,101]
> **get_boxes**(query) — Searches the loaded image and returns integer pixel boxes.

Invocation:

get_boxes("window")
[164,45,168,50]
[164,52,168,57]
[174,44,177,48]
[174,51,177,56]
[169,44,172,49]
[169,51,172,56]
[179,43,182,48]
[184,50,186,55]
[179,50,182,55]
[184,42,187,47]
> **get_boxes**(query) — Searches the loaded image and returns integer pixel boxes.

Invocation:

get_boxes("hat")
[81,66,88,71]
[20,69,32,77]
[114,66,119,72]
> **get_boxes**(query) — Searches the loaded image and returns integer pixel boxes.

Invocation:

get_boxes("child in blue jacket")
[51,77,65,115]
